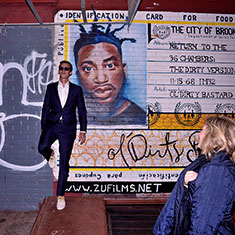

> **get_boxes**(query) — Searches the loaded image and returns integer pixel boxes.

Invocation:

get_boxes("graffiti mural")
[73,23,146,125]
[53,10,235,193]
[0,50,53,171]
[0,26,53,210]
[1,10,235,211]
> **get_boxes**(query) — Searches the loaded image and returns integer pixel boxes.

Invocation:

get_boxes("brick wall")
[0,10,235,211]
[0,26,54,211]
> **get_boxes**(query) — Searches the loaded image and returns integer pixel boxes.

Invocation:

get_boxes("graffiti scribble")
[0,50,52,106]
[0,51,52,171]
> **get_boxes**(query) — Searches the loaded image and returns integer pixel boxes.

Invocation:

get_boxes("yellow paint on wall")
[149,113,235,130]
[64,24,68,60]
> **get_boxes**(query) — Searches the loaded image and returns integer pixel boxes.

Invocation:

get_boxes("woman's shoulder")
[211,151,234,165]
[204,151,235,176]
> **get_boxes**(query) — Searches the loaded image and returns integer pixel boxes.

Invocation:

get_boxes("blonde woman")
[153,116,235,235]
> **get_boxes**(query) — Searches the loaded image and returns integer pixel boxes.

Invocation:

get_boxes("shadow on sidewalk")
[0,211,38,235]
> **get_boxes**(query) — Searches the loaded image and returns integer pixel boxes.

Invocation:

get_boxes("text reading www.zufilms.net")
[65,182,175,193]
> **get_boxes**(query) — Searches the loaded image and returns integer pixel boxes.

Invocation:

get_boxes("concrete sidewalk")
[0,210,38,235]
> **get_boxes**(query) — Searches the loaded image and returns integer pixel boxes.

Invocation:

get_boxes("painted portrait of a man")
[71,23,146,126]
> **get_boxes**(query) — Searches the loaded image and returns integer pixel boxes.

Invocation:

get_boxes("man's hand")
[79,132,86,145]
[184,170,198,188]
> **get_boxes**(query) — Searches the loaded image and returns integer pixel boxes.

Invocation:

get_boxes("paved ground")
[0,210,38,235]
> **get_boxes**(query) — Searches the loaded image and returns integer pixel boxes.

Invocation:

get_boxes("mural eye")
[84,66,94,72]
[106,63,114,69]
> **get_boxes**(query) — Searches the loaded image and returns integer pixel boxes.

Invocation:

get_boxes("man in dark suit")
[38,60,87,210]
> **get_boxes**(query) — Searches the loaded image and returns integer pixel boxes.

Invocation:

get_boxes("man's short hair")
[59,60,73,72]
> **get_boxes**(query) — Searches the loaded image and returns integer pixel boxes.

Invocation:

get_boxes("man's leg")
[38,128,57,161]
[56,135,75,196]
[56,135,74,210]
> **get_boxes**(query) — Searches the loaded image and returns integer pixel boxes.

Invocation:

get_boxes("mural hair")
[73,15,136,67]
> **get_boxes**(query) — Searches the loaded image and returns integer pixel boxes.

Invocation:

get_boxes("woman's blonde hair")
[200,115,235,163]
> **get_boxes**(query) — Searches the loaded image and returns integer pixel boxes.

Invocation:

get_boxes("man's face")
[58,62,72,82]
[77,42,126,103]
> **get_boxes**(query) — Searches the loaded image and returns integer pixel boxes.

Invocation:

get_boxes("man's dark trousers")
[38,121,75,196]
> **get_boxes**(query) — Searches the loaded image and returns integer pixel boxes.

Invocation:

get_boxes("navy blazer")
[41,81,87,137]
[153,151,235,235]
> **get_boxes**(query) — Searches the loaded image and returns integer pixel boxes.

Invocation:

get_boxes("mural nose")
[95,69,108,84]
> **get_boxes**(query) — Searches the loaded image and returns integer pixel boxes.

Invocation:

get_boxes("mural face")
[55,21,147,126]
[77,42,126,104]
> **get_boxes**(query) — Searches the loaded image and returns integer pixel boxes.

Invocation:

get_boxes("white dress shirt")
[58,80,69,108]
